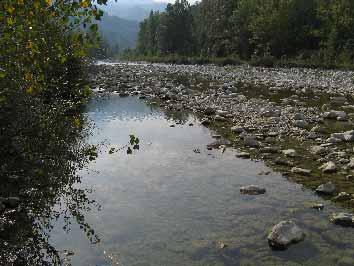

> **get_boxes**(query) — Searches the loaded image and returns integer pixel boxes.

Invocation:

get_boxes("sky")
[107,0,199,4]
[153,0,198,2]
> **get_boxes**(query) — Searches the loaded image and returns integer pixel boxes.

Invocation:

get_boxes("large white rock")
[268,221,305,250]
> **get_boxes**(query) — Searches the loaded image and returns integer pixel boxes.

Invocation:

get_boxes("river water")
[49,94,354,266]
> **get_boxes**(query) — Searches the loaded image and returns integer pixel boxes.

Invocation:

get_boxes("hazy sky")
[107,0,199,4]
[153,0,198,2]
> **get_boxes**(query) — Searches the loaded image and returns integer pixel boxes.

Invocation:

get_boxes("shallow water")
[50,95,354,266]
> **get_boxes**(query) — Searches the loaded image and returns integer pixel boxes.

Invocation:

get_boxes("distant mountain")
[100,0,167,21]
[98,14,139,50]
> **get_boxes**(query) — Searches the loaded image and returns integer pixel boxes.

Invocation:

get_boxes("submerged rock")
[240,185,266,195]
[235,152,251,159]
[311,203,324,210]
[267,221,305,250]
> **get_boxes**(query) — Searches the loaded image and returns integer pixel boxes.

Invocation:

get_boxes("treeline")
[135,0,354,68]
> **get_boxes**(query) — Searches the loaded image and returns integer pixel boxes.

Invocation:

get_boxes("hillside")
[98,14,139,51]
[101,0,166,21]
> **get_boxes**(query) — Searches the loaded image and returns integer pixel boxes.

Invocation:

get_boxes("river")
[47,93,354,266]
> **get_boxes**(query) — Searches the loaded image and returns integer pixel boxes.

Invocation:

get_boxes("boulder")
[316,182,336,195]
[323,110,347,121]
[214,115,226,121]
[200,119,210,125]
[231,126,245,134]
[310,146,327,155]
[333,192,352,201]
[331,131,354,142]
[320,161,337,173]
[275,158,293,167]
[311,126,326,134]
[268,221,305,250]
[294,120,309,129]
[291,167,312,176]
[331,213,354,227]
[244,136,260,148]
[203,107,215,116]
[282,149,297,157]
[311,203,324,210]
[294,113,306,120]
[236,152,251,159]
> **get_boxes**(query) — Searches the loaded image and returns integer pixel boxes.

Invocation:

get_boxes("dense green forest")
[134,0,354,68]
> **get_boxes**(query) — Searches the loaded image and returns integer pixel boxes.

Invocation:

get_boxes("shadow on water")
[0,99,99,265]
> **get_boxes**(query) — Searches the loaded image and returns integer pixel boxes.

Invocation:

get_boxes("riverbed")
[49,93,354,266]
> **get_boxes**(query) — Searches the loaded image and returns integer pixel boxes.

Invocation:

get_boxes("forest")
[134,0,354,68]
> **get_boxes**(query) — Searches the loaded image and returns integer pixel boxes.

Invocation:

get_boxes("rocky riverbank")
[91,62,354,211]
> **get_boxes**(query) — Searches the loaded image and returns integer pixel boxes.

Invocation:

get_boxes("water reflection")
[51,95,354,266]
[0,103,98,265]
[5,94,354,265]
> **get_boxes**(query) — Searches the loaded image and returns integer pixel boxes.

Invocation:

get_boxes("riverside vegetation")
[126,0,354,69]
[0,0,114,264]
